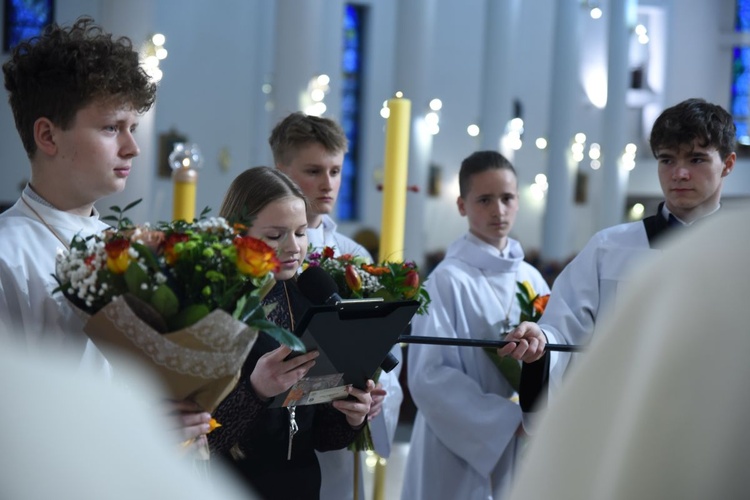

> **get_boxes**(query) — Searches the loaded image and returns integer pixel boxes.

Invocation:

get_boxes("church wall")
[1,0,748,261]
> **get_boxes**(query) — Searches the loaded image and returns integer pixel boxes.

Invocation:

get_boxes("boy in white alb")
[506,98,737,383]
[401,151,548,500]
[271,112,400,499]
[0,17,212,445]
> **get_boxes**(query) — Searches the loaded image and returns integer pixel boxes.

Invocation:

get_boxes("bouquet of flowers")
[486,280,551,392]
[304,247,430,454]
[304,246,431,315]
[54,200,303,413]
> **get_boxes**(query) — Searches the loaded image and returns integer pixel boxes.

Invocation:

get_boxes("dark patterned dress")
[208,279,363,500]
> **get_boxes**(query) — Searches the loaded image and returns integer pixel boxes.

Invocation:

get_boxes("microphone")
[297,266,345,306]
[297,265,401,373]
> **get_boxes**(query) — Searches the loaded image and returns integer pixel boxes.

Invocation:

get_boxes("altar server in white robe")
[508,205,750,500]
[507,98,737,383]
[0,17,211,446]
[271,112,403,499]
[402,151,548,500]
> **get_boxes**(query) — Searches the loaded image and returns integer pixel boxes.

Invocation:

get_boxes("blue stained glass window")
[339,4,366,221]
[737,0,750,31]
[733,2,750,145]
[3,0,54,53]
[732,47,750,144]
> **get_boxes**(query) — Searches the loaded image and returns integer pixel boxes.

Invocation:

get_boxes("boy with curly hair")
[0,17,211,444]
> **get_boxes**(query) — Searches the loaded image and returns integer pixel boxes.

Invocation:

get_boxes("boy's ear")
[457,196,467,216]
[722,152,736,177]
[33,117,58,156]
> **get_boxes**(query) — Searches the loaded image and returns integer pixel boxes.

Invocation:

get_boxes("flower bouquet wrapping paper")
[84,295,257,413]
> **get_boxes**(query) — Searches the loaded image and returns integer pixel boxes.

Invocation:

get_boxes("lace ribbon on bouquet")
[84,295,258,413]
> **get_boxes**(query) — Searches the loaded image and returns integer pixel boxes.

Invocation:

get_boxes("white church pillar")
[478,0,521,152]
[541,0,580,261]
[598,0,633,230]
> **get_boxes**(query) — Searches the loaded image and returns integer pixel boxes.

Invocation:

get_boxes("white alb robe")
[538,219,663,382]
[509,207,750,500]
[401,234,550,500]
[311,215,404,500]
[0,192,110,372]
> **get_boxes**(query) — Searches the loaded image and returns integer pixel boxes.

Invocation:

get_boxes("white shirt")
[307,214,372,262]
[0,191,110,372]
[537,219,660,384]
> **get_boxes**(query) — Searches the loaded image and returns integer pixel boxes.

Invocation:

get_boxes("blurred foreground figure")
[0,342,253,500]
[508,207,750,500]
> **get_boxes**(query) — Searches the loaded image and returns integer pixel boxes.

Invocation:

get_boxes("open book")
[270,299,419,407]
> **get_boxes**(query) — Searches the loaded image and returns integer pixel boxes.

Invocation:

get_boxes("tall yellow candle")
[172,166,197,222]
[170,143,202,222]
[379,96,411,263]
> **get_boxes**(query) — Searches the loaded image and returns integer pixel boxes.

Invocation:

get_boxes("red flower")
[403,270,420,298]
[323,246,335,259]
[345,264,363,292]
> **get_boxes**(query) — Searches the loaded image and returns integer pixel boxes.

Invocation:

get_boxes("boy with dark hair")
[0,17,211,443]
[507,98,737,380]
[270,111,396,499]
[402,150,548,500]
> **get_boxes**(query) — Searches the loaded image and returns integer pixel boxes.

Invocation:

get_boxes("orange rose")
[533,294,550,314]
[234,236,280,277]
[105,238,131,274]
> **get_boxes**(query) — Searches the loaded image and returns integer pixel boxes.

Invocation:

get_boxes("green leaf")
[348,422,374,452]
[130,242,160,272]
[150,284,180,319]
[251,319,306,352]
[122,199,143,212]
[168,303,211,330]
[484,347,521,392]
[233,295,266,323]
[124,262,151,301]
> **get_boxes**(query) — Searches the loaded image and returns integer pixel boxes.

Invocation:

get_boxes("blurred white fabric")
[0,340,255,500]
[509,207,750,500]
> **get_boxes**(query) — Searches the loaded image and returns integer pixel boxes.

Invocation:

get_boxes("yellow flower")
[521,280,536,300]
[105,238,131,274]
[208,418,222,433]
